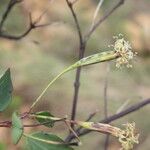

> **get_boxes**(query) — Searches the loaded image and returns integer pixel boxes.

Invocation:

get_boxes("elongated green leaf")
[11,112,23,144]
[26,132,74,150]
[71,51,118,68]
[35,111,55,127]
[0,69,13,111]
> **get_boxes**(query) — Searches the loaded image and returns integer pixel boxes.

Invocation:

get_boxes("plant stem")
[29,66,73,112]
[28,114,122,137]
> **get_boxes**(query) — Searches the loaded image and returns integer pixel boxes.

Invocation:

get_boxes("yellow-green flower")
[112,35,137,68]
[117,122,139,150]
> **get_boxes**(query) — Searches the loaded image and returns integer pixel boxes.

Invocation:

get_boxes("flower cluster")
[112,34,137,68]
[117,122,139,150]
[76,121,139,150]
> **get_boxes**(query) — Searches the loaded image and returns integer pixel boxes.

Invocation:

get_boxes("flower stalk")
[77,121,139,150]
[30,35,136,111]
[30,114,139,150]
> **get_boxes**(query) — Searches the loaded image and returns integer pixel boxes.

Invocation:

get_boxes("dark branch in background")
[66,0,83,46]
[0,0,51,40]
[66,110,98,142]
[0,0,23,30]
[66,0,86,129]
[65,98,150,142]
[0,13,51,40]
[66,0,125,134]
[84,0,125,42]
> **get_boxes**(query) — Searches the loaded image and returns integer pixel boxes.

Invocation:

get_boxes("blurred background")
[0,0,150,149]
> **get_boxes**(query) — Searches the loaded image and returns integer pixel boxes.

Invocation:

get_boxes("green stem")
[29,66,73,112]
[29,114,121,136]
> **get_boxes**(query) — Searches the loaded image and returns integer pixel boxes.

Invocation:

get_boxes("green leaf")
[26,132,74,150]
[35,111,55,127]
[0,69,13,111]
[71,51,117,68]
[11,112,23,144]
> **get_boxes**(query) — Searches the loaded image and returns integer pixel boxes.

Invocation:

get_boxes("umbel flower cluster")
[117,123,139,150]
[112,34,137,68]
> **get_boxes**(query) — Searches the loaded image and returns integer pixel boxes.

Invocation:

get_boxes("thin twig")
[91,0,104,28]
[65,110,98,142]
[66,0,85,129]
[0,0,23,31]
[116,99,130,114]
[66,98,150,142]
[66,0,83,46]
[0,7,51,40]
[84,0,125,42]
[64,120,81,143]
